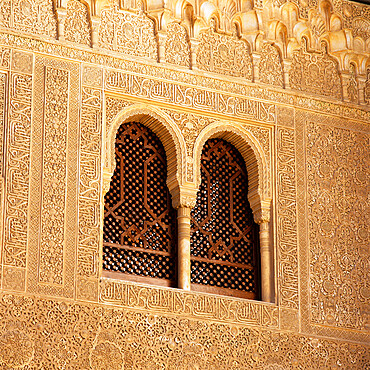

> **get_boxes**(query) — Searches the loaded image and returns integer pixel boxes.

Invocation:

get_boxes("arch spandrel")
[192,122,272,223]
[103,104,188,204]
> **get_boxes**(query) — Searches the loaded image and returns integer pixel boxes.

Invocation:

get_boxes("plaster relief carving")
[0,0,56,38]
[99,6,158,60]
[78,86,102,282]
[3,72,32,268]
[365,68,370,105]
[104,70,275,122]
[64,0,91,46]
[289,40,342,100]
[277,128,299,309]
[259,43,284,88]
[347,63,359,104]
[307,122,369,330]
[0,292,368,368]
[38,67,69,285]
[165,22,190,68]
[197,21,253,80]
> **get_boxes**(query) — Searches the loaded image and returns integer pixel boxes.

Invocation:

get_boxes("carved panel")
[100,279,278,327]
[0,32,368,123]
[38,67,69,285]
[2,72,32,270]
[165,22,190,68]
[276,128,299,309]
[0,0,57,38]
[289,41,342,100]
[365,68,370,105]
[0,46,10,69]
[78,87,102,279]
[0,292,368,368]
[258,43,284,88]
[197,26,253,80]
[0,72,6,282]
[352,17,370,40]
[347,63,358,104]
[306,122,369,331]
[27,56,79,298]
[99,7,158,60]
[105,70,276,123]
[64,0,91,46]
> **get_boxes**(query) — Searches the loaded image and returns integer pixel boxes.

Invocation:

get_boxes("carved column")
[258,220,274,303]
[177,206,192,290]
[170,185,197,290]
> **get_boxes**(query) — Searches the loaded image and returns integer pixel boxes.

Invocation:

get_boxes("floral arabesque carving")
[289,40,342,100]
[307,122,369,330]
[77,86,102,282]
[2,72,32,268]
[38,67,69,285]
[99,7,158,60]
[64,0,91,46]
[0,329,34,368]
[347,63,358,103]
[364,68,370,105]
[0,0,56,38]
[276,128,299,309]
[165,22,190,68]
[197,24,253,80]
[0,293,368,368]
[258,43,284,88]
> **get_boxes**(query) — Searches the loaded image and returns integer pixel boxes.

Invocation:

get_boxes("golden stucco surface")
[0,0,369,367]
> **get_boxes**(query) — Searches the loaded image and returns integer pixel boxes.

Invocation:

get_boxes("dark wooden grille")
[103,121,177,285]
[191,138,259,299]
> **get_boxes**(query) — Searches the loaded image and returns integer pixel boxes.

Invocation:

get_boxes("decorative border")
[0,31,368,123]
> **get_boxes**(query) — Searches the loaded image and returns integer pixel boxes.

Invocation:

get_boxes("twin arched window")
[103,121,260,299]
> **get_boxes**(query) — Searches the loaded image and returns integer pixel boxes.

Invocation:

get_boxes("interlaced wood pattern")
[103,121,177,285]
[191,139,259,299]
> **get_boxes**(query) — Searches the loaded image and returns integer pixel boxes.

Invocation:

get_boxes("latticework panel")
[191,139,259,298]
[103,121,177,285]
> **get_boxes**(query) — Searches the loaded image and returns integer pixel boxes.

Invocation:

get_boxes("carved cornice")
[0,32,368,124]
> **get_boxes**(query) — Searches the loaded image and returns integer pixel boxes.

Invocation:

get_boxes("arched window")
[190,138,260,299]
[103,121,177,287]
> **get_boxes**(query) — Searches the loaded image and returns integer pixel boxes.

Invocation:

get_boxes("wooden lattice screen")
[103,121,177,286]
[191,138,260,299]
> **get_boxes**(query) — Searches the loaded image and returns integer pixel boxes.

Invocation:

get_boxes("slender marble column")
[259,221,273,302]
[177,206,191,290]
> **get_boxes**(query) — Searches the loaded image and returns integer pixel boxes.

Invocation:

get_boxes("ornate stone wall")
[0,0,369,367]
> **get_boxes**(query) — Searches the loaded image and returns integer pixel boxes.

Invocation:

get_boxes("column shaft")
[259,221,273,302]
[177,206,191,290]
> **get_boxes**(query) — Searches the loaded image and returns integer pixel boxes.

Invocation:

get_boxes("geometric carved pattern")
[99,7,158,60]
[64,0,91,46]
[290,40,342,100]
[276,128,299,309]
[77,86,102,280]
[103,122,176,284]
[306,122,369,330]
[259,43,283,88]
[165,22,190,67]
[197,23,253,80]
[0,293,369,368]
[191,139,259,299]
[2,72,32,268]
[365,68,370,105]
[38,67,69,285]
[347,63,358,104]
[0,0,57,38]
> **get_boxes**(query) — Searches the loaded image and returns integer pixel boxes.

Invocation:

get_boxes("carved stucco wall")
[0,0,369,367]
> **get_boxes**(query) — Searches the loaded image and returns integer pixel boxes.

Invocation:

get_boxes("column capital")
[170,185,198,209]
